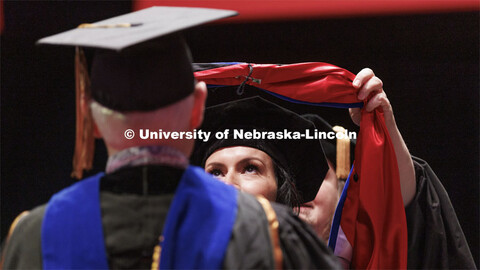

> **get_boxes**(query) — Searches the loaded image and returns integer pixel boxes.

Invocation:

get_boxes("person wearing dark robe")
[304,114,476,269]
[0,7,341,270]
[347,70,475,268]
[192,62,476,269]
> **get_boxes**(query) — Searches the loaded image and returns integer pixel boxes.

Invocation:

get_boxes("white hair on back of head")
[90,94,194,150]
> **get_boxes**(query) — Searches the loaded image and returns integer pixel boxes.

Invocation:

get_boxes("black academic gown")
[405,157,476,269]
[1,165,341,269]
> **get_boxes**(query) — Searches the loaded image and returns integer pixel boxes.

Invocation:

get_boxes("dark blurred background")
[1,1,478,265]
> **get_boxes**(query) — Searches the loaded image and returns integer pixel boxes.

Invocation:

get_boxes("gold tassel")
[71,47,95,179]
[332,126,350,180]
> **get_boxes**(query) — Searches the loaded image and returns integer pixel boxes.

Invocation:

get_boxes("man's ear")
[84,99,102,139]
[190,81,207,129]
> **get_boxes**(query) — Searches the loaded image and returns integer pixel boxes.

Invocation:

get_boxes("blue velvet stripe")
[42,173,108,270]
[328,166,354,250]
[160,166,238,270]
[209,62,245,65]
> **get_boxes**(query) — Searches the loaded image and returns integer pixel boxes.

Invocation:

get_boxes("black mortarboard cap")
[37,6,238,111]
[192,97,329,203]
[36,7,237,179]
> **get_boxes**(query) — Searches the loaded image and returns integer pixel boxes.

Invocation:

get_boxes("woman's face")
[204,146,278,201]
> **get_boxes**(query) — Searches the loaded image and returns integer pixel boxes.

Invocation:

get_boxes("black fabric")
[192,97,329,203]
[100,165,184,195]
[405,156,476,269]
[302,114,356,170]
[100,192,172,268]
[223,193,275,269]
[91,35,195,112]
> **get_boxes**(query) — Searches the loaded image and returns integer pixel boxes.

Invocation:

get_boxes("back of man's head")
[90,80,207,157]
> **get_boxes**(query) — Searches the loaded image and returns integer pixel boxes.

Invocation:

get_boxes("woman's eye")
[244,165,258,174]
[209,169,223,177]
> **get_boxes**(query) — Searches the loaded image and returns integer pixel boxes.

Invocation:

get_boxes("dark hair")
[273,161,301,213]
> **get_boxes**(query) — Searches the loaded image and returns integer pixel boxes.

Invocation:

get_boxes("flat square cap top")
[37,6,237,51]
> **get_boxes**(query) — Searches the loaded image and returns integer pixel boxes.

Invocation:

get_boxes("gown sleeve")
[405,156,476,269]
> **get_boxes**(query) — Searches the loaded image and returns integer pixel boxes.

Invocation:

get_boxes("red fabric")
[195,62,408,269]
[343,111,407,269]
[195,63,358,104]
[133,0,479,22]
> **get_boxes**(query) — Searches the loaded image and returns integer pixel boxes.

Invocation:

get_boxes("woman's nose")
[223,172,241,190]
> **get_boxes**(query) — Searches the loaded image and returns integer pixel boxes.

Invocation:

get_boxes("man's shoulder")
[2,205,46,269]
[8,204,46,240]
